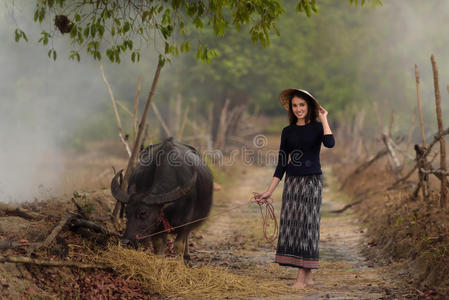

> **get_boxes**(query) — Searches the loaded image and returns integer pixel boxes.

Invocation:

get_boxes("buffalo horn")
[142,171,197,205]
[110,169,129,203]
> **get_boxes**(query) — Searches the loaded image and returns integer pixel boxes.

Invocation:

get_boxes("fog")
[367,0,449,125]
[0,2,158,202]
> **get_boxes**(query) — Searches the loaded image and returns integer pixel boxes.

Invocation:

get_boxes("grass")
[97,245,293,299]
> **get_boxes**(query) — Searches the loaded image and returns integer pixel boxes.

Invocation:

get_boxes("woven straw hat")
[279,88,320,111]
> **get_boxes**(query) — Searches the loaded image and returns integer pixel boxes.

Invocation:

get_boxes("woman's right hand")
[253,191,272,201]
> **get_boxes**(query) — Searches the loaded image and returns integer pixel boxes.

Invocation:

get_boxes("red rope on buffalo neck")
[158,208,174,233]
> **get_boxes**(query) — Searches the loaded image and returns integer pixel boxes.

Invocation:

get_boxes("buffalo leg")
[152,234,167,255]
[183,232,190,260]
[174,231,189,259]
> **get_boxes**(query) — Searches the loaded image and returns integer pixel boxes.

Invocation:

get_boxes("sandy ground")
[188,164,410,299]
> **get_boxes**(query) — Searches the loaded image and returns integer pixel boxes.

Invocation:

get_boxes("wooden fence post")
[430,55,447,208]
[415,65,426,147]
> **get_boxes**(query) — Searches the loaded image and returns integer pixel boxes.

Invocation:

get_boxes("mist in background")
[0,0,448,203]
[0,2,159,202]
[363,0,449,131]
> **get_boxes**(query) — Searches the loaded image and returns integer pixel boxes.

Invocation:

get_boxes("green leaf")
[162,8,171,25]
[98,25,105,38]
[180,41,190,53]
[193,17,203,28]
[123,22,130,33]
[91,23,97,37]
[38,7,46,23]
[70,25,77,38]
[69,50,80,62]
[14,29,20,42]
[48,48,56,61]
[131,51,136,63]
[84,26,90,38]
[106,49,114,62]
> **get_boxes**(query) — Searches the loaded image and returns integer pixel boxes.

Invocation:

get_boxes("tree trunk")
[112,59,164,222]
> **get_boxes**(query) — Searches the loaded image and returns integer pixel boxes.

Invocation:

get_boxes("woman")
[254,88,335,289]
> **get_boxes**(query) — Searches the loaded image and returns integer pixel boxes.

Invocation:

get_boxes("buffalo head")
[110,138,202,249]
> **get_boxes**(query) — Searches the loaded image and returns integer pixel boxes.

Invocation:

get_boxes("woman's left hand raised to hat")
[318,105,328,119]
[318,105,332,135]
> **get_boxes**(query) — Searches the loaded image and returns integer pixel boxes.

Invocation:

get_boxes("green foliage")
[296,0,319,17]
[158,0,406,123]
[349,0,383,8]
[14,29,28,42]
[72,191,96,215]
[14,0,321,63]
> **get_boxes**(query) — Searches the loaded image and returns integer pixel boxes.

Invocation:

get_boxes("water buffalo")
[111,137,213,259]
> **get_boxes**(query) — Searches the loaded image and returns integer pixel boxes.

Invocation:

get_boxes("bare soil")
[187,164,414,299]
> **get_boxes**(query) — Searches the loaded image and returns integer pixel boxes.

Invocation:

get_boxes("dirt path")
[189,164,408,299]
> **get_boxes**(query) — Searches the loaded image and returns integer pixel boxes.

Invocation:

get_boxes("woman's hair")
[288,90,318,125]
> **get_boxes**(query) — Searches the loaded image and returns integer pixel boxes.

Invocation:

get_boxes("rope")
[135,202,248,240]
[251,192,279,243]
[135,194,278,243]
[159,209,174,233]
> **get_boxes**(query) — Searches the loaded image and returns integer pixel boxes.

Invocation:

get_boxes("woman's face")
[291,96,308,120]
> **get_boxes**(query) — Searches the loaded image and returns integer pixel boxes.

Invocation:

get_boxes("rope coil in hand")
[251,192,279,243]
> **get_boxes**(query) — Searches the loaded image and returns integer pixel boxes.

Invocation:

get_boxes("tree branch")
[0,256,108,269]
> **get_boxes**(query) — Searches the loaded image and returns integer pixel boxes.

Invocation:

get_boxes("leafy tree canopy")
[14,0,381,64]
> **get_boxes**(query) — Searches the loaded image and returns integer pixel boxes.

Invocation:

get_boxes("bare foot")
[305,279,314,287]
[304,270,314,286]
[291,281,307,290]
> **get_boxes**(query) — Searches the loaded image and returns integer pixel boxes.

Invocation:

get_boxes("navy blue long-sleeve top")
[273,120,335,180]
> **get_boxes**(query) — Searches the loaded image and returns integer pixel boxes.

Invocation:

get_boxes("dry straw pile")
[98,245,292,299]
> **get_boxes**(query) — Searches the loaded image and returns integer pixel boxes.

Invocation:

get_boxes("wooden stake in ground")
[415,65,426,147]
[413,144,430,200]
[100,65,132,157]
[112,59,164,221]
[430,55,447,208]
[392,126,449,188]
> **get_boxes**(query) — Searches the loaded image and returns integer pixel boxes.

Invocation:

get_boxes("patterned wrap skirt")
[275,174,323,269]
